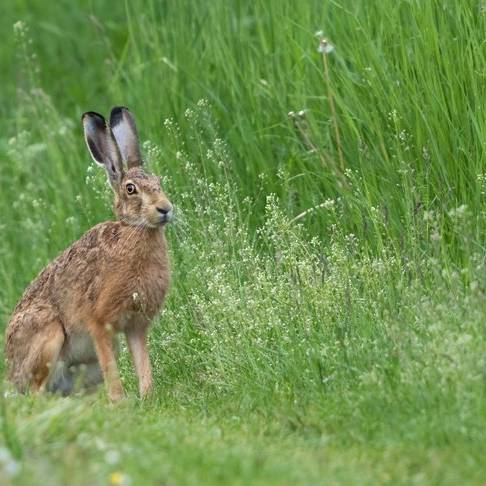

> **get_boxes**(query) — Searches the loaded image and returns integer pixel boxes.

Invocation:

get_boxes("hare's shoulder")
[12,221,122,315]
[51,220,125,270]
[66,220,125,255]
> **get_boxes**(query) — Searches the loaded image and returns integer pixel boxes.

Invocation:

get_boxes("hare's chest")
[119,263,170,320]
[134,272,169,316]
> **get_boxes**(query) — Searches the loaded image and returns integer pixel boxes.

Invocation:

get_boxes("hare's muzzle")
[155,203,173,224]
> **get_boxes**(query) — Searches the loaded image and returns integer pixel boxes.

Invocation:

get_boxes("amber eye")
[126,183,137,195]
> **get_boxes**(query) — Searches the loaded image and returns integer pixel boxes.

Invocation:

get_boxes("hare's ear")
[82,111,124,189]
[110,106,142,168]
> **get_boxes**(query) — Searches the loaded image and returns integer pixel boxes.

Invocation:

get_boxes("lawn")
[1,0,486,484]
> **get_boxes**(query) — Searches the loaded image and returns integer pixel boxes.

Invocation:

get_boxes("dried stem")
[288,111,349,190]
[321,49,345,172]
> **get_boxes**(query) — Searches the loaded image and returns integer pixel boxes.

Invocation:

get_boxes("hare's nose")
[156,202,173,216]
[156,204,174,223]
[156,206,169,215]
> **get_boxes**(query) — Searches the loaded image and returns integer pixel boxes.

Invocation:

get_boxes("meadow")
[1,0,486,484]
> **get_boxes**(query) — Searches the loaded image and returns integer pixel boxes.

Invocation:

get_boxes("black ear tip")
[110,106,131,126]
[82,111,106,128]
[111,106,129,112]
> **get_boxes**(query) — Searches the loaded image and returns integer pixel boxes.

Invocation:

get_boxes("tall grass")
[1,0,486,484]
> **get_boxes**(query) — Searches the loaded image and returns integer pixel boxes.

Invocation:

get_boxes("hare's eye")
[126,183,137,195]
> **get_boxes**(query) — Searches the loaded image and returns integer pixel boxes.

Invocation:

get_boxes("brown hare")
[5,107,172,401]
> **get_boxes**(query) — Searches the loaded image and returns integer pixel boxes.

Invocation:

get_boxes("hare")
[5,107,172,401]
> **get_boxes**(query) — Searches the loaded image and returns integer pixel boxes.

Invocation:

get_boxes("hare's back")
[10,222,120,317]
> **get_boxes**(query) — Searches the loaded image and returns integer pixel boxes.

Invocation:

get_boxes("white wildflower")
[105,450,120,465]
[13,20,26,35]
[0,448,20,478]
[431,230,441,242]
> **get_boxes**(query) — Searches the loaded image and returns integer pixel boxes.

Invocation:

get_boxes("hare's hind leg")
[31,324,65,393]
[6,307,65,393]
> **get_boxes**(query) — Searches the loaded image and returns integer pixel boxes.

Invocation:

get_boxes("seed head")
[318,38,335,54]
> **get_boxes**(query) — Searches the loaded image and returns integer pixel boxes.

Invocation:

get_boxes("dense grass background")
[1,0,486,484]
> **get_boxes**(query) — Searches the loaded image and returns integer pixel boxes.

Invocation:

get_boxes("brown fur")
[5,108,172,401]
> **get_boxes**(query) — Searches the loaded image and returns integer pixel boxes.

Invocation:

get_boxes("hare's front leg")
[89,322,124,402]
[125,325,153,398]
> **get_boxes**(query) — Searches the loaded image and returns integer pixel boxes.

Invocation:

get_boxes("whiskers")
[117,202,182,252]
[166,208,191,244]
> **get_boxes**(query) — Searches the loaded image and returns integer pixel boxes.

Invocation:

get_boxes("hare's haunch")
[5,107,172,401]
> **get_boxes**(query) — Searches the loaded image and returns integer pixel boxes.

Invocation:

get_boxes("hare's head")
[82,107,173,228]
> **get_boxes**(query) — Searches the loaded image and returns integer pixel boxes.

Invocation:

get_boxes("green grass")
[1,0,486,484]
